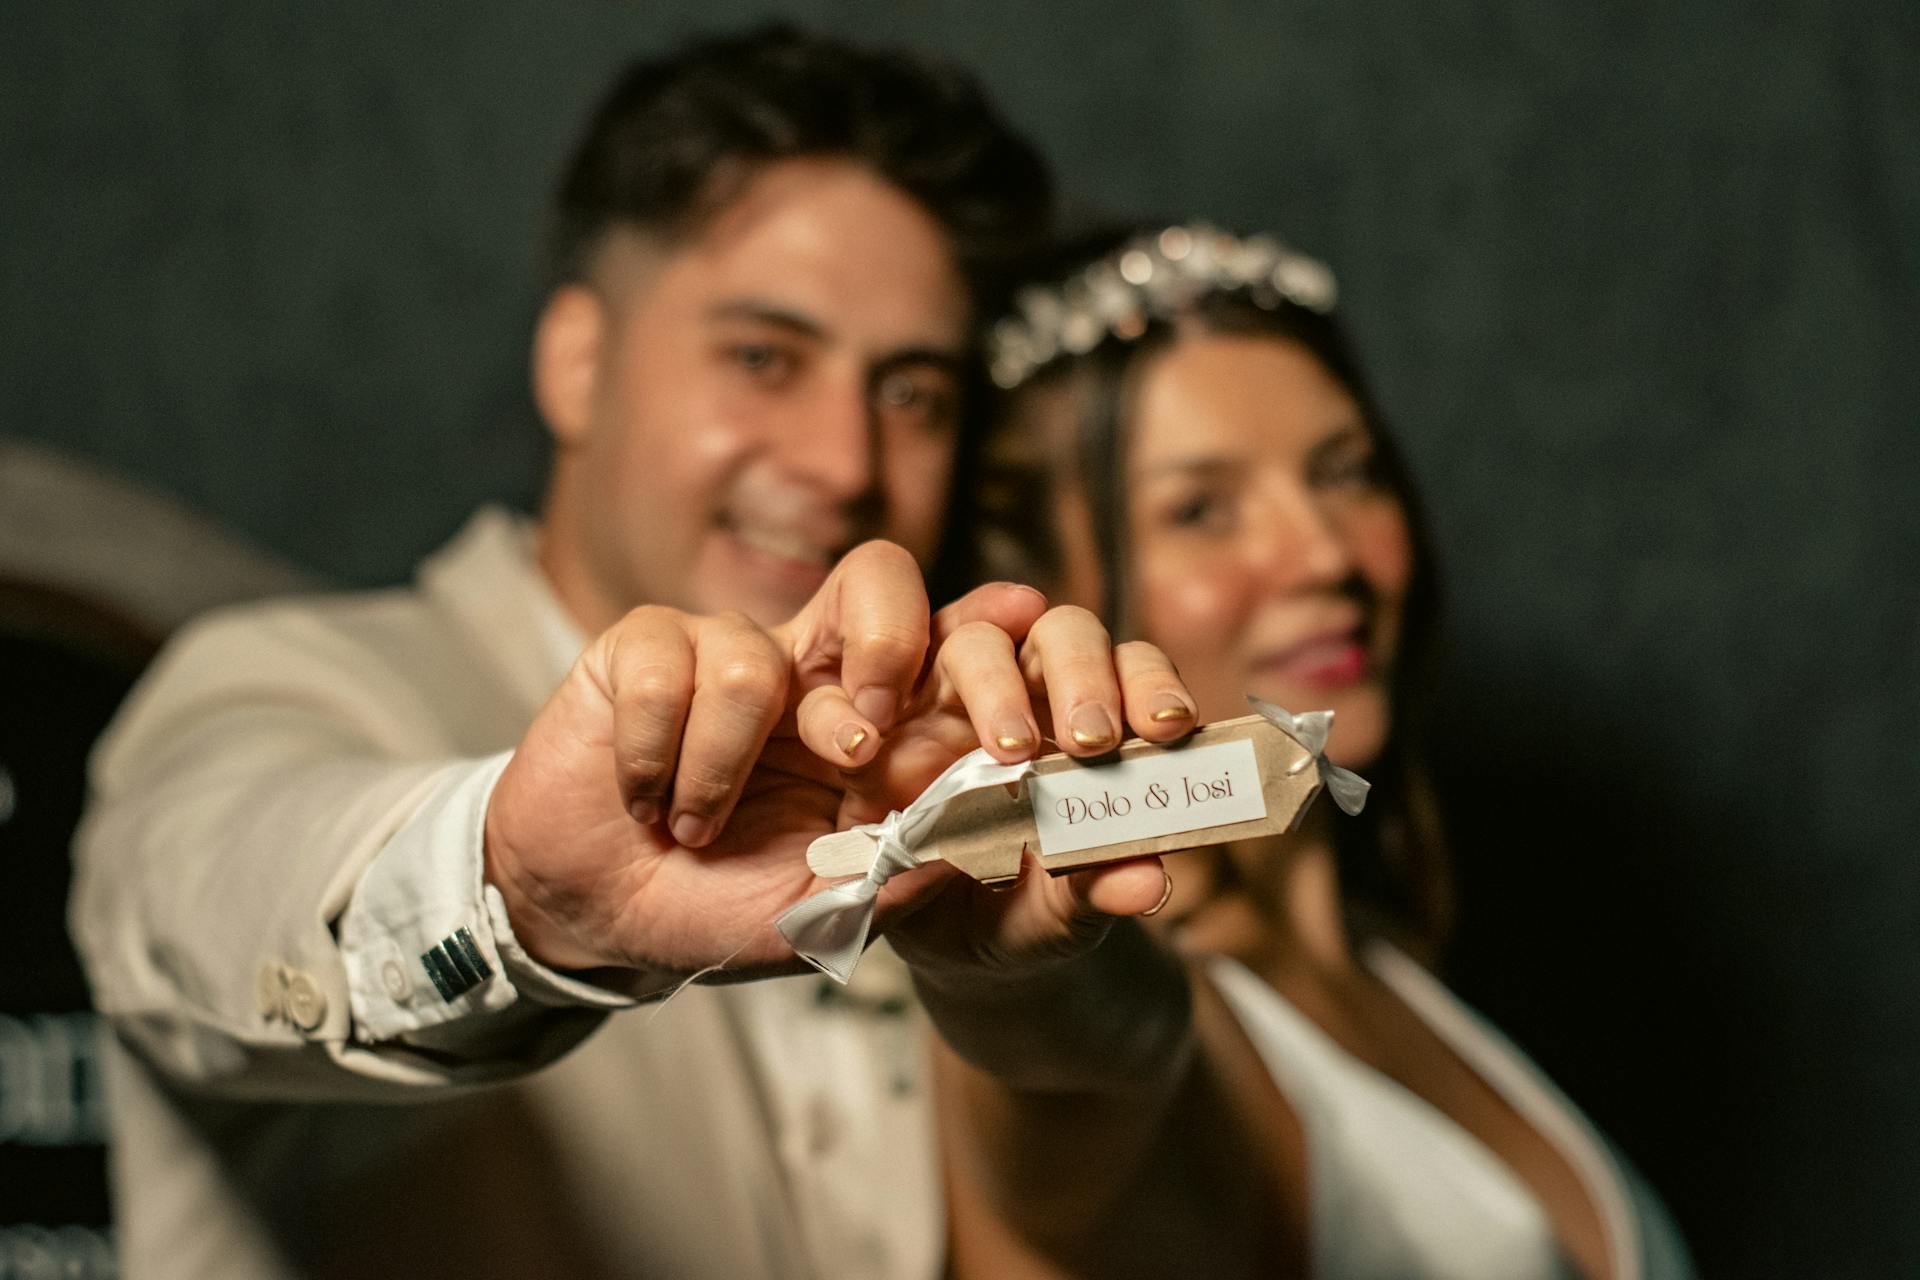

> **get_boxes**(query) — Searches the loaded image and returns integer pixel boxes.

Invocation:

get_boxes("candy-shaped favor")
[783,698,1369,983]
[806,711,1327,885]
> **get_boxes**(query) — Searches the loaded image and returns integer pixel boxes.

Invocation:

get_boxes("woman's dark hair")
[967,226,1453,958]
[545,24,1054,316]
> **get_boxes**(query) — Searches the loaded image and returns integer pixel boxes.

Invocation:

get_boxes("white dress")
[1208,944,1694,1280]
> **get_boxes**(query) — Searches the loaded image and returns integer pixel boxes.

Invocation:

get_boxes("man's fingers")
[794,683,883,769]
[933,620,1041,764]
[1019,605,1125,758]
[806,541,931,730]
[1113,640,1197,742]
[668,614,788,847]
[604,608,697,826]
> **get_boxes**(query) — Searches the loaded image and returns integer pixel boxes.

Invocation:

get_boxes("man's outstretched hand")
[484,542,950,977]
[483,539,1200,984]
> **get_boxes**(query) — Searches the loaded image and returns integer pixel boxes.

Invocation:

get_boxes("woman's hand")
[843,602,1200,986]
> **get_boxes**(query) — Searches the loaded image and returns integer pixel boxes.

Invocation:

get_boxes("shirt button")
[255,964,287,1021]
[283,971,329,1032]
[381,959,411,1000]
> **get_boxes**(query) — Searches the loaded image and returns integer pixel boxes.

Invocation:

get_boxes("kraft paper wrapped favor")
[778,698,1369,983]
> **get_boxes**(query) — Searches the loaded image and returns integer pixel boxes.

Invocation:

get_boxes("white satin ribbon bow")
[1247,695,1372,815]
[775,748,1034,984]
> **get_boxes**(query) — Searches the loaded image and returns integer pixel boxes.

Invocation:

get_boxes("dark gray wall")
[5,2,1915,1273]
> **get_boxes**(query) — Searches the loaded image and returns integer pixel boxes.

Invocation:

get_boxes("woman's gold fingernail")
[1150,701,1193,722]
[996,733,1035,752]
[837,724,869,757]
[1067,705,1116,748]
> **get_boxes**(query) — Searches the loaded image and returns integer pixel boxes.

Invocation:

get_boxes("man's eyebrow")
[703,301,962,373]
[705,299,829,340]
[872,346,965,379]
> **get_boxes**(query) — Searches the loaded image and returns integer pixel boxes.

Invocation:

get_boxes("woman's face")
[1092,331,1413,769]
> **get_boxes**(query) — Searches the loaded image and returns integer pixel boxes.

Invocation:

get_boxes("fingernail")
[670,812,714,848]
[1150,698,1194,723]
[629,798,660,826]
[854,686,898,731]
[1067,705,1116,749]
[993,723,1036,755]
[836,723,870,759]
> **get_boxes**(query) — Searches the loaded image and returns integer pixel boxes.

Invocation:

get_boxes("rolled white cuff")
[340,751,643,1044]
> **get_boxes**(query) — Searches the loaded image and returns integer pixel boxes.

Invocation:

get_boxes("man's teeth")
[730,525,833,567]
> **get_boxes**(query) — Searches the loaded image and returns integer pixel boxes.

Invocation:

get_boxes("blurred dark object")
[0,444,310,1276]
[0,589,148,1241]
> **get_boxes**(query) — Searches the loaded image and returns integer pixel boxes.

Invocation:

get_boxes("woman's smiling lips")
[1251,627,1372,690]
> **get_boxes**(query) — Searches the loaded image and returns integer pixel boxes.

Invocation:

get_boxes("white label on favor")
[1028,738,1268,856]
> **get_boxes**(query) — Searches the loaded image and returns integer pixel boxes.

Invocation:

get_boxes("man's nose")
[779,377,877,500]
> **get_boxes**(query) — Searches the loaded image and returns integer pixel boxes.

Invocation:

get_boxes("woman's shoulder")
[1361,942,1697,1280]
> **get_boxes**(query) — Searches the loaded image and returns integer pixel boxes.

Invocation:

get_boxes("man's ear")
[532,284,605,448]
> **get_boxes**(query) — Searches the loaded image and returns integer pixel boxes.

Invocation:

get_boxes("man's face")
[537,156,971,630]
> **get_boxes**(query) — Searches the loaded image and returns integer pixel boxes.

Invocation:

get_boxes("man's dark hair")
[546,24,1055,314]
